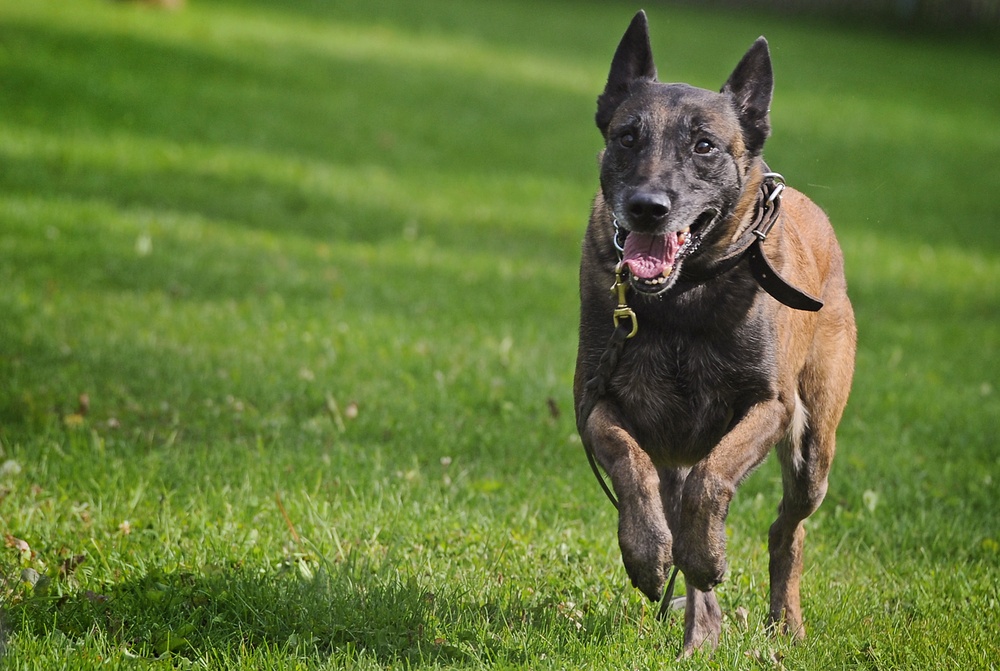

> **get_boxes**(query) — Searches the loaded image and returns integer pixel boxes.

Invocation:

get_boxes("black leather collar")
[670,173,824,312]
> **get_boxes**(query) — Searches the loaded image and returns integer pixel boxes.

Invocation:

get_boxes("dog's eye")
[619,132,636,148]
[694,139,715,155]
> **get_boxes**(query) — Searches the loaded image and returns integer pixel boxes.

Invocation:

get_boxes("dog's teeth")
[641,273,672,286]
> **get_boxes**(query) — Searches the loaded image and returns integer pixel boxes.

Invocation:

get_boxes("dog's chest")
[610,321,773,466]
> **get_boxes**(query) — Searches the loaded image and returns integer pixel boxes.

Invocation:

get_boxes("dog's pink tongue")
[622,232,681,279]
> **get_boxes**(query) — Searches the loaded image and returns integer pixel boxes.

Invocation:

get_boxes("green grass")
[1,0,998,668]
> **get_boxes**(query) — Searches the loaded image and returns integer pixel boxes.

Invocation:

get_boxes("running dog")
[574,11,856,653]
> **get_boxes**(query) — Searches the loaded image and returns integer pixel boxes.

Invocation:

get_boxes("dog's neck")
[727,163,769,245]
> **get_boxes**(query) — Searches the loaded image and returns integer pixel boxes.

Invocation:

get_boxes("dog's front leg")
[660,467,722,654]
[674,399,787,592]
[583,400,672,602]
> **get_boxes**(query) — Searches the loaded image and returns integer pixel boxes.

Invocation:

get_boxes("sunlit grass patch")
[0,0,998,668]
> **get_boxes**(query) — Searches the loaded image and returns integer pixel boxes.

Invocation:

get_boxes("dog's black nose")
[627,191,671,229]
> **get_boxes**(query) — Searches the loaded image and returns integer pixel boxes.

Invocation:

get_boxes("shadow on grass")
[9,563,444,664]
[6,558,600,665]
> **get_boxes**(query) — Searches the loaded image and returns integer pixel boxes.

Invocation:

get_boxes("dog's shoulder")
[780,188,833,238]
[771,187,846,295]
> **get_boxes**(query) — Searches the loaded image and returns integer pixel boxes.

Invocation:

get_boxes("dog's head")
[596,11,773,295]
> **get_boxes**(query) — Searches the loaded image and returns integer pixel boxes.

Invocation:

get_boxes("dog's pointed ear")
[721,37,773,155]
[596,10,657,137]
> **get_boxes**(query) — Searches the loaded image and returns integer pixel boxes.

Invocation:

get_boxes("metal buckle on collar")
[755,172,786,241]
[763,171,786,186]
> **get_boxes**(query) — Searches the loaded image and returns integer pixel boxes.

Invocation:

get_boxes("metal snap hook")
[611,263,638,338]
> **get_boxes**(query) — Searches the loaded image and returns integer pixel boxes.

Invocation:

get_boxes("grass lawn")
[1,0,998,668]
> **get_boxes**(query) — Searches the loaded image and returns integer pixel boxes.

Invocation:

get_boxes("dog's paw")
[674,527,727,592]
[675,472,732,592]
[618,506,672,602]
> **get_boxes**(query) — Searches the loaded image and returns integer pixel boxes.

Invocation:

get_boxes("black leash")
[576,327,683,615]
[657,563,682,620]
[576,317,631,511]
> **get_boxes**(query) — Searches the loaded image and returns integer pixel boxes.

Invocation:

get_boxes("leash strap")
[657,565,682,620]
[576,321,633,510]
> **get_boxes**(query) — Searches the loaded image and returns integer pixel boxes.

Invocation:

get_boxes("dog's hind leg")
[659,467,721,655]
[681,588,722,656]
[769,337,852,638]
[767,409,815,640]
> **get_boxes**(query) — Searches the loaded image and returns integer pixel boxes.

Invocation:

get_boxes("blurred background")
[673,0,1000,30]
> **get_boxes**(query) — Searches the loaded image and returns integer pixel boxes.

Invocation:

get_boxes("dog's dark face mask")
[596,12,774,295]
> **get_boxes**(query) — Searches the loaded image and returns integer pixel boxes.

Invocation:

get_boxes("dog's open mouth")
[620,212,712,294]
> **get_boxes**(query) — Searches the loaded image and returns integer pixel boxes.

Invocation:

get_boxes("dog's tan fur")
[574,12,856,653]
